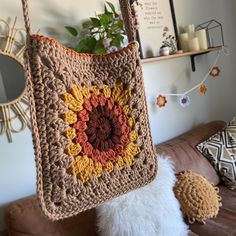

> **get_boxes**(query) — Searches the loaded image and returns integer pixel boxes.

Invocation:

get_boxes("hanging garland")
[156,95,167,108]
[147,47,228,109]
[198,84,207,96]
[179,95,191,108]
[130,2,227,109]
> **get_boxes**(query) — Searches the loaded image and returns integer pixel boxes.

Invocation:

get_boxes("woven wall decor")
[174,170,222,224]
[0,17,31,142]
[21,0,157,220]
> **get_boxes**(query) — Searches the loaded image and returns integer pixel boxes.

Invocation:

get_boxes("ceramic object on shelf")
[159,46,170,56]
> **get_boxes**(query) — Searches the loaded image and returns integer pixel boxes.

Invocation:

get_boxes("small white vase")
[159,46,170,56]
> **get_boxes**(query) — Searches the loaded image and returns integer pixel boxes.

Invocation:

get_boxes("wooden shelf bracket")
[190,49,218,72]
[190,55,197,72]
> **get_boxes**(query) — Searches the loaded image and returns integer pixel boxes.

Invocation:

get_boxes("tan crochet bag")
[21,0,157,220]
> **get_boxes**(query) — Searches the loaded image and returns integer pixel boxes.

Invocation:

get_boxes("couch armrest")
[5,195,98,236]
[156,120,226,185]
[0,230,8,236]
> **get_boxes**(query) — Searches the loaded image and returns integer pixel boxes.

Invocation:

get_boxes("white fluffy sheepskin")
[97,155,189,236]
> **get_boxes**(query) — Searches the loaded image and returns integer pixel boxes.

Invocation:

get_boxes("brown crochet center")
[87,105,120,150]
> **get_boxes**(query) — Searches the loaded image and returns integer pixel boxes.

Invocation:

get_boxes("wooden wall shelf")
[141,46,222,71]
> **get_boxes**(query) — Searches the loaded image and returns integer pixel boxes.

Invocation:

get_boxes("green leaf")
[65,26,78,37]
[90,17,101,27]
[116,19,124,28]
[95,47,107,54]
[111,20,124,31]
[97,38,104,48]
[110,38,120,47]
[104,4,110,14]
[107,12,114,23]
[82,20,94,29]
[76,37,96,53]
[106,2,119,17]
[98,13,110,27]
[65,0,126,55]
[113,33,123,42]
[75,40,86,52]
[110,33,125,48]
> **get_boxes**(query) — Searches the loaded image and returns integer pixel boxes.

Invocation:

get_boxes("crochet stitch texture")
[63,84,141,183]
[21,0,157,221]
[174,170,222,224]
[23,34,157,220]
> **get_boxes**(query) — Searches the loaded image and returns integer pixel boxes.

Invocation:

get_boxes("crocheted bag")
[21,0,157,220]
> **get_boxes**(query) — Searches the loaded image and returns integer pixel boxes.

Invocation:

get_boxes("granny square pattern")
[63,83,141,182]
[197,117,236,190]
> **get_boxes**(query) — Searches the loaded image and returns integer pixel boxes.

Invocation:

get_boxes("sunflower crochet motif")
[63,84,140,183]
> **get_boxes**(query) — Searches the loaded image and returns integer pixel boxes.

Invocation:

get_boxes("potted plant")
[65,2,126,54]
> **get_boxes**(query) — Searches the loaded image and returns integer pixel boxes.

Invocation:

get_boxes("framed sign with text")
[131,0,178,59]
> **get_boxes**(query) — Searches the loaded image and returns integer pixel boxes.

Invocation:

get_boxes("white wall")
[0,0,236,230]
[234,0,236,10]
[146,0,236,143]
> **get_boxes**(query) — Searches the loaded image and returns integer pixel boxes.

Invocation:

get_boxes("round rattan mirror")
[0,54,26,104]
[0,17,31,142]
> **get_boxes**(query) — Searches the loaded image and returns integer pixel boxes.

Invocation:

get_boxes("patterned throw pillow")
[197,118,236,190]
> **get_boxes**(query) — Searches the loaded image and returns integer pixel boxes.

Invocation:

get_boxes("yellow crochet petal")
[105,161,114,173]
[103,85,111,98]
[123,153,135,166]
[123,105,131,115]
[64,110,77,124]
[79,170,92,183]
[82,86,91,99]
[70,163,79,175]
[78,157,94,182]
[71,84,83,102]
[91,85,100,96]
[74,155,90,172]
[63,93,83,111]
[112,84,123,101]
[93,162,103,177]
[116,156,124,170]
[74,155,83,162]
[129,130,138,142]
[65,127,76,140]
[125,142,140,156]
[66,143,82,157]
[117,90,131,107]
[128,117,135,128]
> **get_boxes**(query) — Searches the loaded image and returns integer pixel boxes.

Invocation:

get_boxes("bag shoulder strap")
[118,0,136,42]
[21,0,32,37]
[21,0,135,42]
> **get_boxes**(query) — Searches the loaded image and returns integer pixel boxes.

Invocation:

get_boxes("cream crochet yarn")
[174,170,222,224]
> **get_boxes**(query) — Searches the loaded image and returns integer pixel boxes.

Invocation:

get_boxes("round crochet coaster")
[174,170,222,224]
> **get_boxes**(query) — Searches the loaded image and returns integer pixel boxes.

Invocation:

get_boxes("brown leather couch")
[156,120,236,236]
[4,121,236,236]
